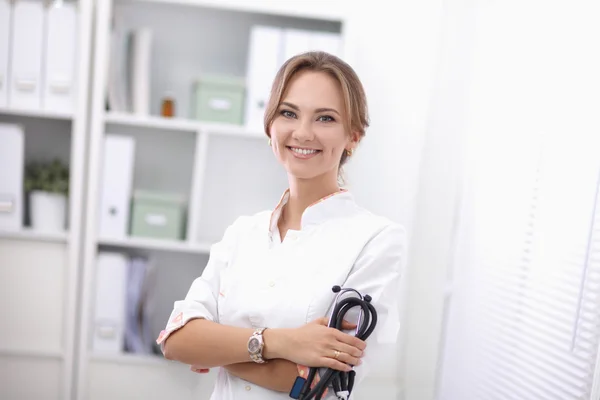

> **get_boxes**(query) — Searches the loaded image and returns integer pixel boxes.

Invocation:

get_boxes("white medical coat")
[157,190,406,399]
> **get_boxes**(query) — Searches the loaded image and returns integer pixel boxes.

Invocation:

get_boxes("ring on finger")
[333,350,341,359]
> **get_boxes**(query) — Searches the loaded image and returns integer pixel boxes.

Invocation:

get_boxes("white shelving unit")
[76,0,347,399]
[0,1,94,400]
[0,227,69,243]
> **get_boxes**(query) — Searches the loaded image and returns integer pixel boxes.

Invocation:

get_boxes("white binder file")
[9,0,44,110]
[43,1,78,114]
[0,0,11,108]
[130,28,152,116]
[0,123,24,230]
[92,251,129,354]
[99,134,136,238]
[282,29,312,61]
[310,32,342,58]
[245,25,283,131]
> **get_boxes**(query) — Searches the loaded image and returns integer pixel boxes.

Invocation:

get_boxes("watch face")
[248,338,260,353]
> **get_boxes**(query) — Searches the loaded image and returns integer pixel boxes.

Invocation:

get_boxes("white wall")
[342,1,449,398]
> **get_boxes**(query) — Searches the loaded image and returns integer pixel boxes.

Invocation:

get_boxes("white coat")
[157,190,406,399]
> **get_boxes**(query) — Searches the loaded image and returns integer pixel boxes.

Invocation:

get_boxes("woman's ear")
[349,131,361,149]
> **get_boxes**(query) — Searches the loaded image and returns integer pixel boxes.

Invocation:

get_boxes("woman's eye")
[318,115,334,122]
[281,110,296,118]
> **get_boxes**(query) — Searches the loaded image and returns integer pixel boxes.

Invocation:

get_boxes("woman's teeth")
[290,147,319,155]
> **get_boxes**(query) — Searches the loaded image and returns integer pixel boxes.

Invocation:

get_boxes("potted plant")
[24,159,69,232]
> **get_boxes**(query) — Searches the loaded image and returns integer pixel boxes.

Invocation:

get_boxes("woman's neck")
[279,173,341,232]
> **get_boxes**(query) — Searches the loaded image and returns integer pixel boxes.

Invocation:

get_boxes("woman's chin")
[284,166,321,181]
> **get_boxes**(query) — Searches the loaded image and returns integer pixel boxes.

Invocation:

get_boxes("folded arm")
[223,359,299,393]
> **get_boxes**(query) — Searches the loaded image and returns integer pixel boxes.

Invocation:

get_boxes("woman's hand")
[264,317,366,372]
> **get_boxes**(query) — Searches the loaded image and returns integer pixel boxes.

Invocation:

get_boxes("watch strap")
[248,327,268,364]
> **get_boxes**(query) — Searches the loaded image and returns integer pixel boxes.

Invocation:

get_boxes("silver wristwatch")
[247,327,268,364]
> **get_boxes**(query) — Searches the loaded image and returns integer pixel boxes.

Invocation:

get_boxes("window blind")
[438,133,600,400]
[469,135,600,400]
[434,2,600,399]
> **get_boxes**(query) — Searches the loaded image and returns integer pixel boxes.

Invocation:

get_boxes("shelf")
[105,112,198,132]
[104,112,264,139]
[0,228,68,243]
[125,0,346,21]
[98,235,212,254]
[91,353,169,366]
[0,348,64,360]
[0,107,73,121]
[202,121,265,139]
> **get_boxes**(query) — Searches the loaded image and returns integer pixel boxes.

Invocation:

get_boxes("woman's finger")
[333,330,367,351]
[320,357,352,372]
[340,319,357,330]
[330,341,364,359]
[332,350,362,367]
[311,317,328,326]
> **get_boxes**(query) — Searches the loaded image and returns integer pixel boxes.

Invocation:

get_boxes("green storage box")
[192,74,246,125]
[129,190,186,240]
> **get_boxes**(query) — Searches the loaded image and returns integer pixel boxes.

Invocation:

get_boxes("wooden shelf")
[98,235,212,254]
[0,228,68,243]
[105,112,264,139]
[0,107,73,121]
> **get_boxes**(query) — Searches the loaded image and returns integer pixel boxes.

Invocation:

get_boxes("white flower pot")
[30,191,67,232]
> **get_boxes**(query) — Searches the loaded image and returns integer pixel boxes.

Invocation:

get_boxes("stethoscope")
[327,285,366,336]
[291,285,378,400]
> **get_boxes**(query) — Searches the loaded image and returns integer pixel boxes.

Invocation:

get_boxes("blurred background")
[1,0,599,399]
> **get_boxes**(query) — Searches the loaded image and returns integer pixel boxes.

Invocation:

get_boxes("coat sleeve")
[155,219,241,353]
[339,222,406,392]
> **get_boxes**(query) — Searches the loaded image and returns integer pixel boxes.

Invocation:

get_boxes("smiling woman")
[158,51,405,400]
[265,52,370,179]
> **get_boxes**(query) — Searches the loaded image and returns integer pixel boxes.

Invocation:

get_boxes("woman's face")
[269,70,356,182]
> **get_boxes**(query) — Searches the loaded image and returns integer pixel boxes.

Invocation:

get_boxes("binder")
[9,0,44,110]
[99,134,136,239]
[43,0,78,114]
[130,28,152,116]
[0,123,24,230]
[244,25,283,131]
[282,29,312,61]
[310,32,342,58]
[92,251,129,354]
[0,0,11,108]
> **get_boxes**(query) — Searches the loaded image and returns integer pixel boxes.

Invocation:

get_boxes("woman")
[157,51,405,399]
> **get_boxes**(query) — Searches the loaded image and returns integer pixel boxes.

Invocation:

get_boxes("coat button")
[245,385,251,391]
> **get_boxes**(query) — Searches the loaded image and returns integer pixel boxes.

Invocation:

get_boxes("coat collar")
[268,188,357,236]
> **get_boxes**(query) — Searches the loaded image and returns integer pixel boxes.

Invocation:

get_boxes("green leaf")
[24,158,70,195]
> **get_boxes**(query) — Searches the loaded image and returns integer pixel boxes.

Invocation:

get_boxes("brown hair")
[264,51,370,167]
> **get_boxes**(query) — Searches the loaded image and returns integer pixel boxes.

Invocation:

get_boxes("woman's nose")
[292,120,314,142]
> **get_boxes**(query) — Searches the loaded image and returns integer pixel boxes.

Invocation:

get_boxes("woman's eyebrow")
[280,102,340,116]
[315,107,340,116]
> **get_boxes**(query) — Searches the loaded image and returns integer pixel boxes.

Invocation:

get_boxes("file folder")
[130,28,152,116]
[92,251,129,354]
[310,32,342,58]
[0,123,24,230]
[9,0,44,110]
[282,29,312,61]
[43,0,78,114]
[245,25,283,132]
[0,0,11,108]
[99,134,136,238]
